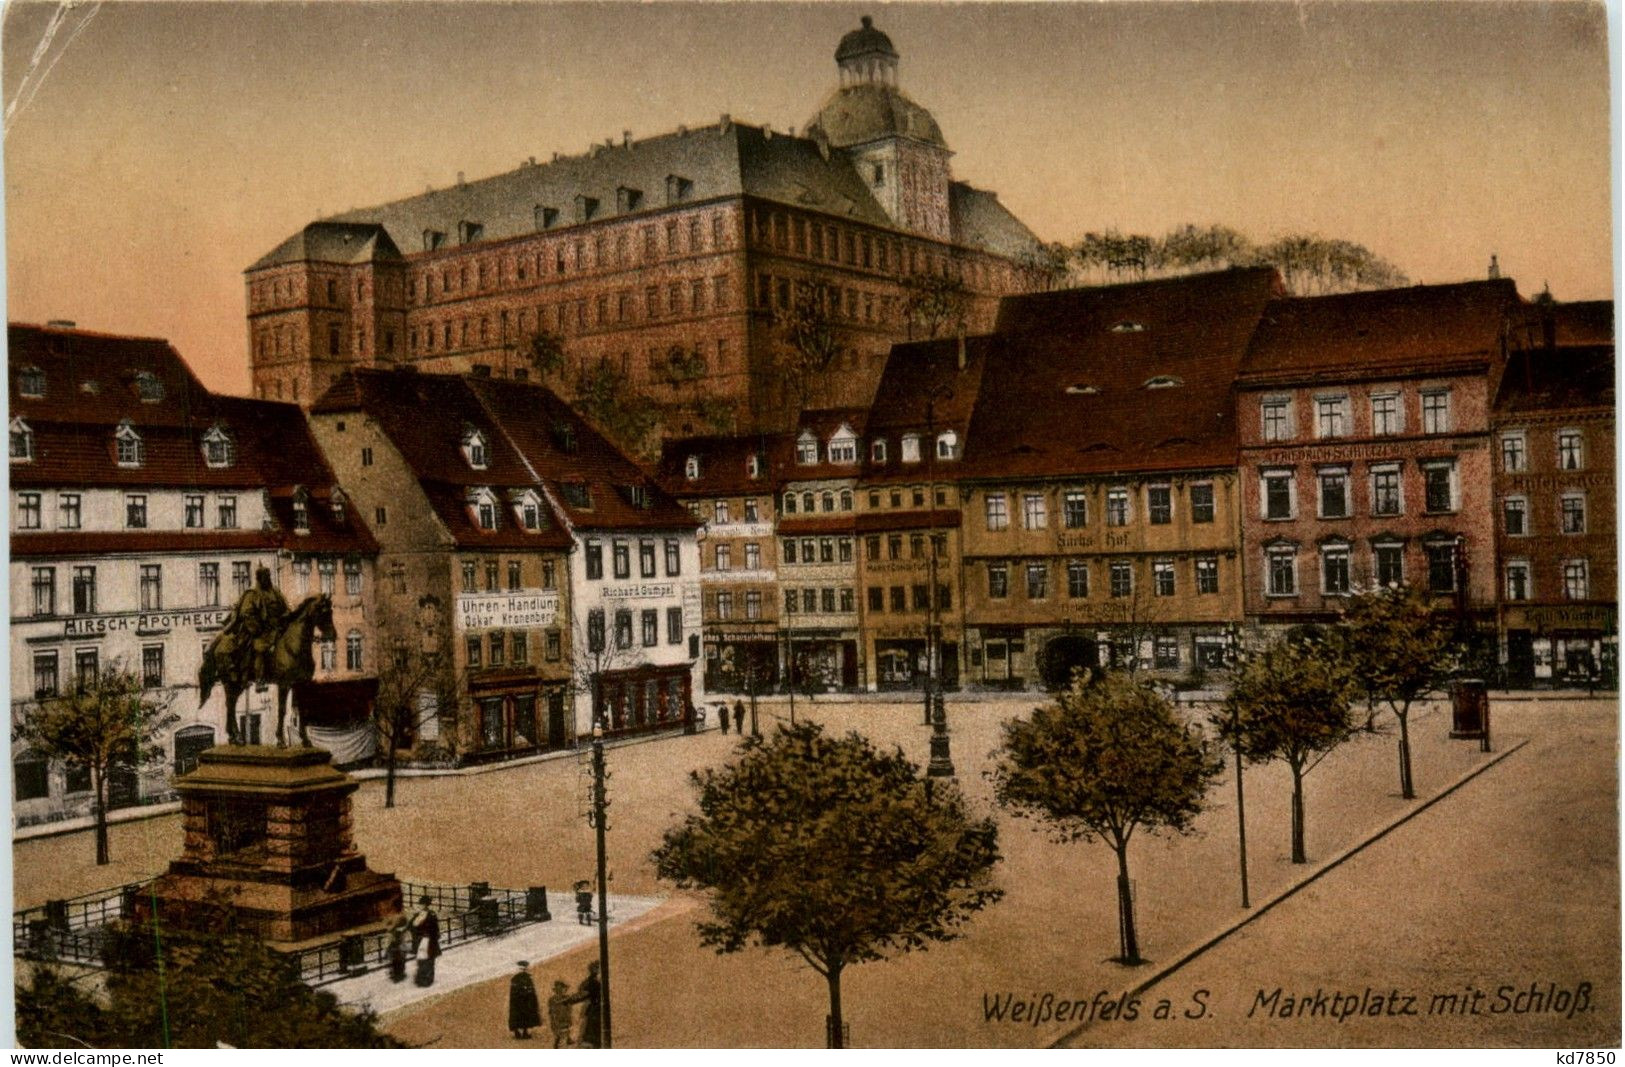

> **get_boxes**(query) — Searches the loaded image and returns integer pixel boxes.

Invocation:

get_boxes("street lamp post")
[589,718,613,1048]
[923,385,955,778]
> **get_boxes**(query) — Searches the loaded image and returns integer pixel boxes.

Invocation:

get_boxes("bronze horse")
[199,594,336,747]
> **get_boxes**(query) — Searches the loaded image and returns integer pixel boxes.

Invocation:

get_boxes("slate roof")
[9,323,376,556]
[964,268,1284,480]
[1238,279,1518,385]
[805,83,947,149]
[1496,301,1616,416]
[253,122,1040,269]
[312,370,696,546]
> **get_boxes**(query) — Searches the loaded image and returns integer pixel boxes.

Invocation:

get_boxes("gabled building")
[244,18,1046,439]
[310,368,701,755]
[953,269,1279,687]
[1235,280,1518,634]
[9,323,377,826]
[1493,298,1616,685]
[656,434,781,693]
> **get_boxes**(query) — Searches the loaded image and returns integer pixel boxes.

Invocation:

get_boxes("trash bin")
[475,896,501,934]
[1449,678,1488,739]
[340,934,368,973]
[525,886,552,922]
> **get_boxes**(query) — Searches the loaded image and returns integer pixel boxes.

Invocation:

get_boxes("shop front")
[1504,604,1619,688]
[705,635,780,694]
[468,675,571,761]
[782,630,861,693]
[593,666,694,738]
[873,638,960,692]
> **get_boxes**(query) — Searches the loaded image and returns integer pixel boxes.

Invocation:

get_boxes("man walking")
[733,699,745,735]
[573,961,604,1048]
[717,701,729,734]
[508,961,541,1039]
[409,895,440,987]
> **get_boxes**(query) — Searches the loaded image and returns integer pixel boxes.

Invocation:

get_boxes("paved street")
[12,694,1614,1047]
[1061,698,1620,1048]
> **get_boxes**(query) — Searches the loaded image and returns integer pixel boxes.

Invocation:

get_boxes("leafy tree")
[18,926,404,1048]
[902,271,972,340]
[1336,584,1460,799]
[572,361,659,457]
[14,666,178,865]
[774,279,843,408]
[652,722,1002,1047]
[524,329,567,378]
[1218,637,1357,863]
[991,672,1221,964]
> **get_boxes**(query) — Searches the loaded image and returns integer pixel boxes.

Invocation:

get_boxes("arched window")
[936,430,959,460]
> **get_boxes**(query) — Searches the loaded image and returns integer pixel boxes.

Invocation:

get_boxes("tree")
[18,925,404,1048]
[571,361,659,457]
[902,271,971,340]
[14,666,178,866]
[774,279,843,408]
[371,644,457,808]
[1218,636,1357,864]
[524,328,567,378]
[1336,584,1460,800]
[990,672,1221,964]
[652,722,1001,1047]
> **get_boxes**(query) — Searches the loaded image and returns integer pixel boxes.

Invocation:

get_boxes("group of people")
[715,699,749,735]
[386,895,442,987]
[509,960,603,1047]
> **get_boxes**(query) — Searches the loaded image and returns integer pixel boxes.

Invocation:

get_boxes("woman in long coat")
[508,961,541,1038]
[409,895,441,987]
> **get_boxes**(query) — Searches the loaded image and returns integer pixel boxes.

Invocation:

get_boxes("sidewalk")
[330,894,666,1018]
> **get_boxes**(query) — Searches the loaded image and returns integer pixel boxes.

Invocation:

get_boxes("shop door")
[1506,630,1535,688]
[983,640,1011,683]
[547,691,568,748]
[841,642,859,689]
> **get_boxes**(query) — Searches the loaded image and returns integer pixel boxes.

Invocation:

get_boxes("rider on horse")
[222,566,289,685]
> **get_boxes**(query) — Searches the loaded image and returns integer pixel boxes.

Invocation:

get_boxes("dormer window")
[423,229,446,251]
[665,175,693,204]
[291,487,311,533]
[561,482,592,509]
[462,428,489,470]
[796,432,819,465]
[17,366,44,398]
[901,434,921,464]
[936,430,959,460]
[746,453,763,479]
[871,439,888,464]
[458,220,484,245]
[10,418,33,462]
[114,421,144,468]
[551,421,577,453]
[1111,321,1146,333]
[535,206,559,231]
[685,455,701,481]
[133,371,164,402]
[202,425,235,468]
[828,427,858,465]
[330,487,348,524]
[1143,375,1183,390]
[469,488,500,531]
[512,490,545,531]
[627,485,651,509]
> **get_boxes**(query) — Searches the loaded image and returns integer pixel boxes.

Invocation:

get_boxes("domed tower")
[806,16,954,241]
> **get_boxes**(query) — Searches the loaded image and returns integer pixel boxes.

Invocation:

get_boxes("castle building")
[9,324,377,826]
[243,18,1046,444]
[1492,299,1616,685]
[309,368,702,752]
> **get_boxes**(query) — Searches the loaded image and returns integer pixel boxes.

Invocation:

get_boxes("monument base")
[130,745,402,943]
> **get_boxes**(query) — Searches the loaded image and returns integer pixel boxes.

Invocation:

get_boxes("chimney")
[957,331,967,371]
[1487,253,1500,280]
[763,124,773,140]
[46,319,76,329]
[622,130,632,147]
[456,171,465,186]
[720,113,732,134]
[528,156,536,166]
[677,124,688,136]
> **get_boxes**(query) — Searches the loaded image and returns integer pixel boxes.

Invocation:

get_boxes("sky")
[1,1,1613,395]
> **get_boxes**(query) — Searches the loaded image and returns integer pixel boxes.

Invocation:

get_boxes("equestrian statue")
[199,566,336,747]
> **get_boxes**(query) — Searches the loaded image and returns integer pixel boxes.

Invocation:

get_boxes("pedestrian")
[547,980,574,1048]
[574,879,593,925]
[409,894,440,987]
[508,961,541,1039]
[386,918,409,983]
[717,701,729,734]
[572,960,603,1048]
[733,699,745,735]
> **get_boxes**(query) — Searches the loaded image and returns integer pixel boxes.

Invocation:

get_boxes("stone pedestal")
[133,746,402,943]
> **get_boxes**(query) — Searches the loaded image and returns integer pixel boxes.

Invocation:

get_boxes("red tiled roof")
[9,323,211,428]
[960,268,1282,480]
[1238,278,1518,384]
[1496,301,1616,416]
[655,433,785,497]
[312,369,695,543]
[860,335,992,486]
